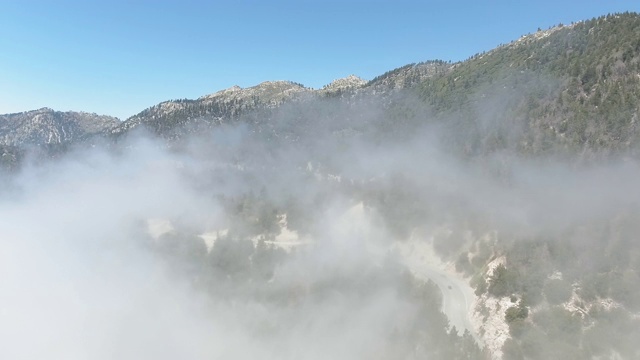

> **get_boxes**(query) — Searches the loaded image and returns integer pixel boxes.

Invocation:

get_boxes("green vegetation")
[3,11,640,359]
[0,145,22,171]
[488,264,519,297]
[419,12,640,157]
[366,60,450,88]
[151,222,485,359]
[220,190,282,239]
[505,301,529,324]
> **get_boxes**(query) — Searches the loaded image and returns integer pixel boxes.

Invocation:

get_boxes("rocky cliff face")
[0,108,119,147]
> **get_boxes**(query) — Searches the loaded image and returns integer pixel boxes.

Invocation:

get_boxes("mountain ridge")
[2,12,639,158]
[0,107,119,147]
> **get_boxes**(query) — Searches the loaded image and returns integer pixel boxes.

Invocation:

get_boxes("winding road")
[398,241,482,345]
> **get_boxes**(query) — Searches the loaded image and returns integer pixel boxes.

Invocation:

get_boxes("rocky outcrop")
[367,61,451,92]
[111,81,312,137]
[0,108,119,146]
[318,75,366,96]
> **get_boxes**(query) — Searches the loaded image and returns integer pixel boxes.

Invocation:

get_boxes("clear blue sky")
[1,0,639,120]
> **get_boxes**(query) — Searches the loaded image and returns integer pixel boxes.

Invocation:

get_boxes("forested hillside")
[2,11,640,360]
[419,12,640,157]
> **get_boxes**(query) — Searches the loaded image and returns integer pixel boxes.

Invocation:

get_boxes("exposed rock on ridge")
[0,108,119,146]
[318,75,367,96]
[367,61,452,91]
[112,68,443,137]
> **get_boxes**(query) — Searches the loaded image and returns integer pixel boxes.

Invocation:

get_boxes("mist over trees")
[1,11,640,360]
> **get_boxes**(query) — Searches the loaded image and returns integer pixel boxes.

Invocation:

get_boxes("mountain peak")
[231,80,309,103]
[322,75,366,92]
[0,108,119,146]
[199,81,308,102]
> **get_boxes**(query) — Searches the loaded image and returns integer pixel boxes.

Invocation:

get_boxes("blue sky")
[1,1,639,120]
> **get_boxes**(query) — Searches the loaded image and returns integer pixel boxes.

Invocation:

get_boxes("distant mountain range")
[2,12,639,162]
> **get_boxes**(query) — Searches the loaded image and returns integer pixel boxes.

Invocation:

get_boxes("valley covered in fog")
[2,82,640,359]
[2,9,640,359]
